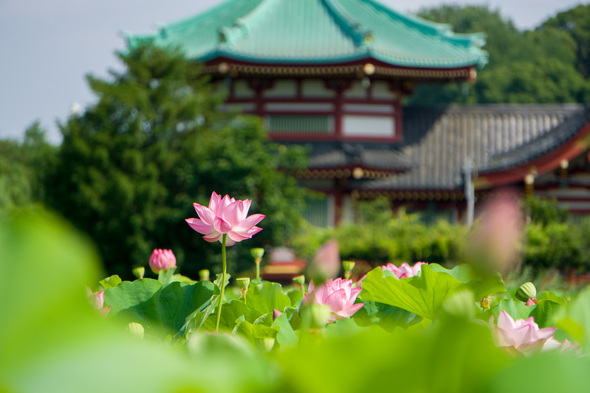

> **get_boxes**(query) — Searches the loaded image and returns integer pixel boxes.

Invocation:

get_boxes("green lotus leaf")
[360,264,463,319]
[105,279,215,336]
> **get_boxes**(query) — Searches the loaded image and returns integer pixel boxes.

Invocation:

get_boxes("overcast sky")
[0,0,585,144]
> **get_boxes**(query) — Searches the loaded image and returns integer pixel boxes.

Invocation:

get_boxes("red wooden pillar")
[334,88,343,137]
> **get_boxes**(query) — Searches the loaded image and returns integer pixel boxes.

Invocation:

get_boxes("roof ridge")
[321,0,372,50]
[363,0,487,63]
[218,0,274,48]
[163,0,246,34]
[122,0,256,46]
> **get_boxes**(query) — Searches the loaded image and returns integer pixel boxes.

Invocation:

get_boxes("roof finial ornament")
[218,29,227,44]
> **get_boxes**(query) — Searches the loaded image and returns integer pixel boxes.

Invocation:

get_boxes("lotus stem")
[215,234,227,332]
[255,258,261,280]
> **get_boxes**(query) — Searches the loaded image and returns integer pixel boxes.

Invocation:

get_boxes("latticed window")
[302,195,331,227]
[265,115,334,134]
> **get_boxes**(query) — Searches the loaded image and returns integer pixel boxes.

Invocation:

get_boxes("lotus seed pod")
[236,277,250,291]
[516,282,537,303]
[481,296,492,310]
[342,260,355,272]
[126,322,144,339]
[293,275,306,286]
[250,248,265,259]
[132,266,145,279]
[199,269,210,281]
[343,260,355,280]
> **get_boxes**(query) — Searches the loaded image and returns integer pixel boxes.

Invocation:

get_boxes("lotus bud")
[199,269,210,281]
[250,248,265,259]
[126,322,144,339]
[293,275,306,286]
[149,249,176,274]
[273,309,283,321]
[88,289,105,310]
[255,337,275,352]
[516,282,537,303]
[132,266,145,279]
[87,288,110,316]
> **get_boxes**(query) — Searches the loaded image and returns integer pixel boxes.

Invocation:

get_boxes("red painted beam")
[475,119,590,189]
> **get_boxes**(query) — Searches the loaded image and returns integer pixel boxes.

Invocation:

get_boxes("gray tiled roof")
[481,105,590,173]
[292,142,410,171]
[360,104,586,190]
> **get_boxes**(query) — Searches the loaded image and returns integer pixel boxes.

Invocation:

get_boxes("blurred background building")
[125,0,590,227]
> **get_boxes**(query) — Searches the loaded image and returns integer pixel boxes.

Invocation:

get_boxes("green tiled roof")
[125,0,487,69]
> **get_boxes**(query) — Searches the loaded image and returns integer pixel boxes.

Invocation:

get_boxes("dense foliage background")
[2,45,308,278]
[293,196,590,277]
[407,4,590,105]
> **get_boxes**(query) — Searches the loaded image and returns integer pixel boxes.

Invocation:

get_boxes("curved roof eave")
[191,48,485,69]
[191,48,372,65]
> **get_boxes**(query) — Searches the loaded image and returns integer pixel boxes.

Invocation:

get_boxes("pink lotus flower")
[306,278,364,322]
[543,337,581,353]
[88,288,104,309]
[382,262,427,279]
[186,192,265,246]
[490,311,556,355]
[358,262,427,285]
[149,249,176,274]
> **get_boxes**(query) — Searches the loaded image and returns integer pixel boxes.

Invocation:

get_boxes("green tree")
[417,5,527,68]
[408,4,589,105]
[0,139,31,214]
[474,58,589,103]
[523,196,569,227]
[21,121,58,202]
[542,4,590,78]
[49,44,307,278]
[0,122,56,215]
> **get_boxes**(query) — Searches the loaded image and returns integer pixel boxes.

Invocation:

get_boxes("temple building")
[125,0,590,226]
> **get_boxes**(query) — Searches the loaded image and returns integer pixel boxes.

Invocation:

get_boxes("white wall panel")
[342,115,395,137]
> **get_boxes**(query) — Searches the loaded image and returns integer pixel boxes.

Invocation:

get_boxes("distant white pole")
[464,159,474,227]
